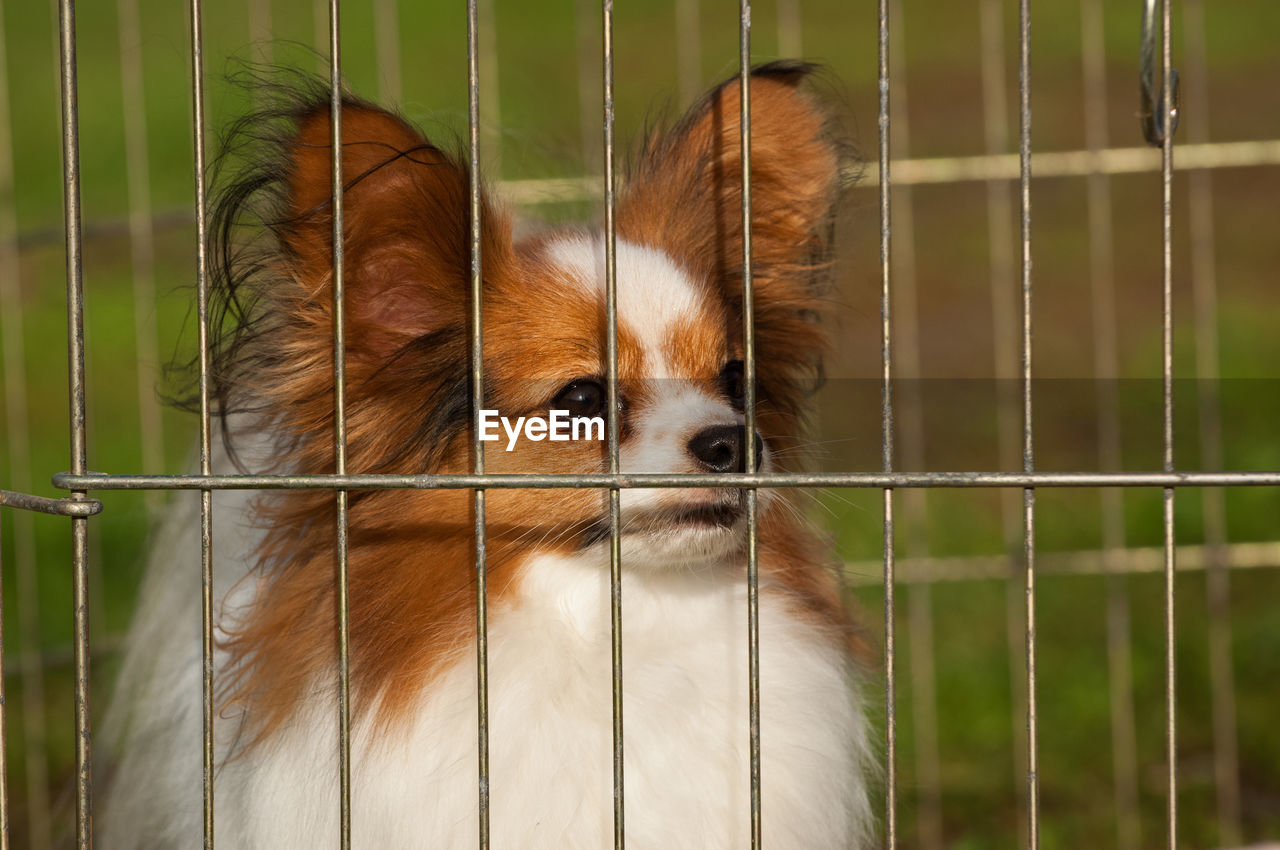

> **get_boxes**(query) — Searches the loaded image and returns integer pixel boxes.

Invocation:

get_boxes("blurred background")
[0,0,1277,847]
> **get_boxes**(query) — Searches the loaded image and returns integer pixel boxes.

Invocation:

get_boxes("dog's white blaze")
[547,236,707,382]
[546,236,772,524]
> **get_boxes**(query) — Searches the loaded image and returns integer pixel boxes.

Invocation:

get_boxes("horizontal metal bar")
[9,207,192,252]
[7,136,1280,252]
[14,537,1272,679]
[850,140,1279,185]
[2,634,124,680]
[498,139,1280,204]
[0,489,102,517]
[843,540,1280,585]
[52,470,1280,491]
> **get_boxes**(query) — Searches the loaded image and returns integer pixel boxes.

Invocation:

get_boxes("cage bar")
[600,1,625,847]
[1016,0,1040,847]
[842,540,1280,586]
[736,5,763,845]
[323,1,353,846]
[880,141,1280,186]
[492,140,1280,207]
[10,141,1279,247]
[184,0,217,843]
[55,0,93,846]
[52,470,1280,492]
[465,2,492,846]
[1156,0,1178,846]
[7,4,1278,847]
[876,0,898,846]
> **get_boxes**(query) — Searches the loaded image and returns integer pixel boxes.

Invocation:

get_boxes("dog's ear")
[618,63,843,419]
[280,100,511,358]
[619,63,841,277]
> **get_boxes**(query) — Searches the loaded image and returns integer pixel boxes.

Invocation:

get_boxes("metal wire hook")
[1140,0,1180,146]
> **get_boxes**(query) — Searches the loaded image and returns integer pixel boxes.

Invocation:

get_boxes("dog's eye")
[720,360,746,411]
[553,379,607,419]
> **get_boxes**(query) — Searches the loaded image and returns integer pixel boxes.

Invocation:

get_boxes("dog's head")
[211,62,844,565]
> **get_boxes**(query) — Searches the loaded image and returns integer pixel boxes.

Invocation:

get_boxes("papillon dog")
[100,61,875,848]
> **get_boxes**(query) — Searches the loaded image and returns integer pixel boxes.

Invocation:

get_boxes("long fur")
[100,62,877,849]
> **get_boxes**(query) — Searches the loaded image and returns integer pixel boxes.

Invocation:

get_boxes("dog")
[99,60,875,848]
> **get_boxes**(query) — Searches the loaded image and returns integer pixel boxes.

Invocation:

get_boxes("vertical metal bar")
[1182,0,1239,840]
[117,0,166,504]
[1016,0,1039,848]
[737,5,761,847]
[674,0,701,106]
[1079,3,1140,846]
[71,520,90,850]
[1158,1,1178,847]
[601,3,624,847]
[69,79,104,664]
[977,2,1029,839]
[325,2,352,847]
[884,2,941,845]
[877,0,897,847]
[373,0,401,105]
[0,1,52,844]
[57,0,85,481]
[466,3,491,847]
[186,0,215,844]
[56,0,91,846]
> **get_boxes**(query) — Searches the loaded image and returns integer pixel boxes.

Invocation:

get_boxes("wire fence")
[0,0,1278,848]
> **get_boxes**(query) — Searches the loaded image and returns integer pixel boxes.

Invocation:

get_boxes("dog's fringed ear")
[619,62,841,282]
[618,62,844,415]
[280,101,511,358]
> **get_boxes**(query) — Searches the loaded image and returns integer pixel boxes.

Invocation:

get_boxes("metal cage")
[1,0,1278,848]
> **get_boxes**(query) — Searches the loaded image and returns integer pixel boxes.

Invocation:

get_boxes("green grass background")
[1,0,1278,846]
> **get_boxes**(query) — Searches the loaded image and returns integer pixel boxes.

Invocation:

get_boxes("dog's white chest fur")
[101,491,873,849]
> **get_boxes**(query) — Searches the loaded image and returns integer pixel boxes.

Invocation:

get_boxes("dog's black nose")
[687,425,764,473]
